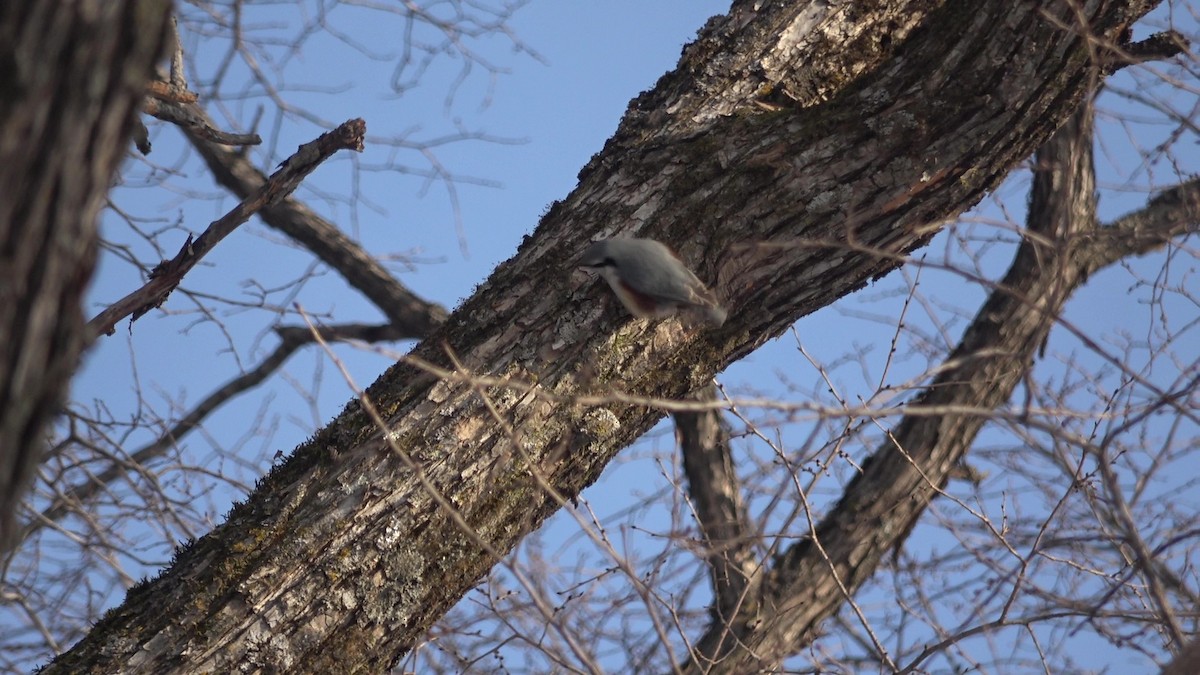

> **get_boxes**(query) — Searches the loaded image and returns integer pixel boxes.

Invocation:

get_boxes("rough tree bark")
[0,0,171,555]
[45,0,1180,672]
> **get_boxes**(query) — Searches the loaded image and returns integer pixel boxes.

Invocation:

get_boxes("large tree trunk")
[0,1,171,555]
[46,1,1167,671]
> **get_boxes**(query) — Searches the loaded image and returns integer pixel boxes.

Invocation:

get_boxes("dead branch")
[86,118,367,341]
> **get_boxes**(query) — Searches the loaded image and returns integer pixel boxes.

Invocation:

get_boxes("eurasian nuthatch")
[579,238,727,326]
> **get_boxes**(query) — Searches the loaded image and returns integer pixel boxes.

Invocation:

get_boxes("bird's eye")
[604,257,616,267]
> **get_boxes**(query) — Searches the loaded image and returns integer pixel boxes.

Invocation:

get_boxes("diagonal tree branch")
[86,119,368,341]
[180,104,448,334]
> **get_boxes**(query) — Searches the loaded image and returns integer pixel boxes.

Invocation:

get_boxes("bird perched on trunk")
[578,238,727,326]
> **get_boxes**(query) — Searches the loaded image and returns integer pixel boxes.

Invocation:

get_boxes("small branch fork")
[131,17,262,153]
[86,118,367,342]
[141,94,261,147]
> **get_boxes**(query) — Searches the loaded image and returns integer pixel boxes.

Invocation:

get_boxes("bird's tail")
[703,304,728,327]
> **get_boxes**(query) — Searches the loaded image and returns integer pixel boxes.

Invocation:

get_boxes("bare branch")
[674,384,759,667]
[142,96,260,146]
[1107,30,1190,70]
[179,104,447,333]
[86,118,367,340]
[145,80,197,104]
[27,322,423,546]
